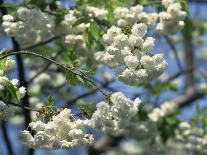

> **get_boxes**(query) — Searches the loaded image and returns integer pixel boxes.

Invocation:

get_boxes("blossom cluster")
[2,7,54,47]
[148,101,177,122]
[0,57,26,120]
[114,4,158,27]
[175,122,207,154]
[59,9,89,48]
[0,101,16,120]
[95,23,167,85]
[20,108,94,150]
[85,6,108,20]
[89,92,141,135]
[156,0,186,34]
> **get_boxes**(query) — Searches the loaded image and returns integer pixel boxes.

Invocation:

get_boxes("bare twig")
[67,79,114,106]
[27,51,61,83]
[164,35,183,71]
[0,51,108,96]
[3,35,62,55]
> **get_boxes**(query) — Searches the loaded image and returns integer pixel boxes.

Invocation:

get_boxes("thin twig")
[164,35,183,71]
[3,35,62,55]
[0,51,108,96]
[67,79,114,106]
[27,51,61,83]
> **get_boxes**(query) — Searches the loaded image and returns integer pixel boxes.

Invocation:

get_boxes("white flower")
[0,101,16,120]
[124,56,138,70]
[157,1,186,34]
[3,7,54,46]
[89,92,141,135]
[85,6,108,20]
[142,37,155,52]
[95,16,166,85]
[3,15,14,22]
[131,23,147,37]
[11,79,19,86]
[19,86,26,98]
[148,101,177,122]
[162,0,175,8]
[20,108,94,150]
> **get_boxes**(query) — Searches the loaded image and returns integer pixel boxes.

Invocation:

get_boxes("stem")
[0,51,108,96]
[164,35,183,72]
[4,35,62,55]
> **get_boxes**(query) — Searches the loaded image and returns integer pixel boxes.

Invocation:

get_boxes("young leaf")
[90,22,100,41]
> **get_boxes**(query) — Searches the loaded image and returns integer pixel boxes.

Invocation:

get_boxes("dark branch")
[1,122,14,155]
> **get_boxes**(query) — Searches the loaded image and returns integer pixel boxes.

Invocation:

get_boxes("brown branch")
[172,87,206,107]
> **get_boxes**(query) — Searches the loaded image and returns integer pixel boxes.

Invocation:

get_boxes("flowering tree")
[0,0,207,155]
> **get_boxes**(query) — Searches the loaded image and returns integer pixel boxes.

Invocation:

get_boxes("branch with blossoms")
[1,0,207,155]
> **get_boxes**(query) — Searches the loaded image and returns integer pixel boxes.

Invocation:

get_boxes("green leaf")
[55,9,69,25]
[80,67,95,75]
[90,22,100,41]
[47,95,54,106]
[83,31,94,49]
[178,0,189,12]
[139,0,145,5]
[30,0,47,10]
[166,117,179,125]
[72,17,91,28]
[3,83,19,103]
[2,2,18,8]
[65,72,78,86]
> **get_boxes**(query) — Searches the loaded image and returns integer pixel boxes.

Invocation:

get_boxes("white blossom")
[148,101,177,122]
[0,101,16,120]
[157,1,186,34]
[20,108,94,150]
[85,6,108,20]
[95,22,167,85]
[89,92,141,135]
[2,7,54,46]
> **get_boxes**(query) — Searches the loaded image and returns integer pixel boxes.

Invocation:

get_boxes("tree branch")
[0,51,108,97]
[67,79,114,106]
[164,35,183,71]
[1,121,14,155]
[172,87,206,107]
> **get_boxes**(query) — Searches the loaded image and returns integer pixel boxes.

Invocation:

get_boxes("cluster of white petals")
[157,0,186,34]
[89,92,141,135]
[0,101,16,120]
[175,122,207,154]
[95,23,167,85]
[0,58,26,120]
[2,7,54,46]
[85,6,108,20]
[20,108,94,150]
[148,101,177,122]
[114,5,158,27]
[59,10,89,48]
